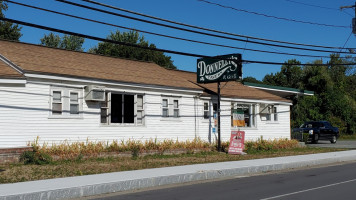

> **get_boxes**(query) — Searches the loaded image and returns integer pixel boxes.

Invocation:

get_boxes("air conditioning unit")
[85,85,106,101]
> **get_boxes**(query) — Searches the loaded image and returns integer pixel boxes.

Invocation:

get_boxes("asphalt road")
[87,162,356,200]
[307,140,356,149]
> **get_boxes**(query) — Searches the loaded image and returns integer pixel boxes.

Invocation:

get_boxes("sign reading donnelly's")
[197,54,242,83]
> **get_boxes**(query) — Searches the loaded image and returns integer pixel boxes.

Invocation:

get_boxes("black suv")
[293,121,339,144]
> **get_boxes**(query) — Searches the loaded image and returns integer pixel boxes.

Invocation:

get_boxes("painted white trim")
[25,73,203,94]
[199,96,291,105]
[221,97,292,106]
[248,85,314,96]
[0,54,24,74]
[0,79,26,84]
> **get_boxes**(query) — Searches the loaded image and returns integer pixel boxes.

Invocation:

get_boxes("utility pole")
[340,2,356,34]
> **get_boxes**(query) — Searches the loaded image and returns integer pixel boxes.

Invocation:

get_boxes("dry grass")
[0,147,345,184]
[30,137,212,160]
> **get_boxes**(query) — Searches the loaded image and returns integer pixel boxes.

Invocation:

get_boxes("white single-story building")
[0,40,295,148]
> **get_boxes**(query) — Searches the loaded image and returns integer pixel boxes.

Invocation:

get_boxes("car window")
[301,122,319,128]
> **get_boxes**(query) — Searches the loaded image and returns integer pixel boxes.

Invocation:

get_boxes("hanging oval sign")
[197,54,242,83]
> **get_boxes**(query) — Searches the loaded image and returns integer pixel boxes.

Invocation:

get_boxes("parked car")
[293,121,339,144]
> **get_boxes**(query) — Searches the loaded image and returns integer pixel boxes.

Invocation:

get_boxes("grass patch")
[339,134,356,140]
[0,147,345,184]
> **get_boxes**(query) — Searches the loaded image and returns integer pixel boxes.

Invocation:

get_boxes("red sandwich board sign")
[228,131,245,155]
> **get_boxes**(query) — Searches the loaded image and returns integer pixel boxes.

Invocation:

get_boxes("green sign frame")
[197,54,242,83]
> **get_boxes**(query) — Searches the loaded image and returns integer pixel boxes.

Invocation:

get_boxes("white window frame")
[173,99,179,118]
[136,95,144,125]
[162,98,169,118]
[51,90,62,115]
[203,101,210,119]
[260,104,278,122]
[231,103,256,128]
[69,91,80,115]
[101,92,145,126]
[49,87,83,119]
[161,96,181,119]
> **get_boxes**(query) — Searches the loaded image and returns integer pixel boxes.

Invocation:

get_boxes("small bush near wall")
[221,137,301,153]
[19,150,52,165]
[291,131,309,143]
[244,137,301,153]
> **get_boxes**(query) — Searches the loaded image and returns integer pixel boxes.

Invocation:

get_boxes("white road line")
[260,178,356,200]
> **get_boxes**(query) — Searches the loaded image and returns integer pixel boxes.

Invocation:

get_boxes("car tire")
[330,136,337,144]
[313,134,319,144]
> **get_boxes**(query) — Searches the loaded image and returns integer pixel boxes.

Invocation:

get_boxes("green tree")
[40,33,85,51]
[0,1,22,41]
[89,30,176,69]
[242,76,262,84]
[263,59,302,88]
[40,33,61,48]
[262,56,356,135]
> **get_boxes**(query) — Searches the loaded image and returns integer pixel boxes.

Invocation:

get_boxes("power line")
[197,0,350,28]
[54,0,356,55]
[6,0,345,59]
[284,0,339,11]
[81,0,354,50]
[284,0,354,17]
[340,31,353,53]
[1,17,356,67]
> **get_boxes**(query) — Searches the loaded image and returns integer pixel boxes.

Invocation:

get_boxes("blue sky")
[4,0,356,80]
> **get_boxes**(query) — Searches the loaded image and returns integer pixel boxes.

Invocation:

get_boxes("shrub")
[244,137,300,153]
[20,150,52,165]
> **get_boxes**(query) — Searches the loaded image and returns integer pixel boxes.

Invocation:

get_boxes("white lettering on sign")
[197,56,238,81]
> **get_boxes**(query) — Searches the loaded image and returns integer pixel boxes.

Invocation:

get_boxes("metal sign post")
[217,81,221,151]
[196,54,242,152]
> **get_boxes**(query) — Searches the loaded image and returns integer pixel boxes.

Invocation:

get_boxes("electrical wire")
[340,31,353,53]
[284,0,354,17]
[54,0,356,55]
[6,0,346,59]
[81,0,355,50]
[2,17,356,66]
[284,0,340,11]
[198,0,350,28]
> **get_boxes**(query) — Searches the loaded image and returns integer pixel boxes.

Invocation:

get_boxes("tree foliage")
[0,1,22,41]
[242,76,262,84]
[262,55,356,135]
[40,33,85,51]
[89,30,176,69]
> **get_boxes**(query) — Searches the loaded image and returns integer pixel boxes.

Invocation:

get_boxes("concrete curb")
[1,150,356,200]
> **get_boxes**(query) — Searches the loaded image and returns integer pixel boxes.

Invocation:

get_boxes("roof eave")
[24,71,203,94]
[244,82,314,96]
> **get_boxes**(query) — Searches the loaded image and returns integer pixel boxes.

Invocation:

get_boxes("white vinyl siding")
[0,80,291,148]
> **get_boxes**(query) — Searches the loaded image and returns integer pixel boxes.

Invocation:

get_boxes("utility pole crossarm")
[340,2,356,34]
[340,5,355,10]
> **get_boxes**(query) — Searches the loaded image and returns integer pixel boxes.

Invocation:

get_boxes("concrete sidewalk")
[1,150,356,200]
